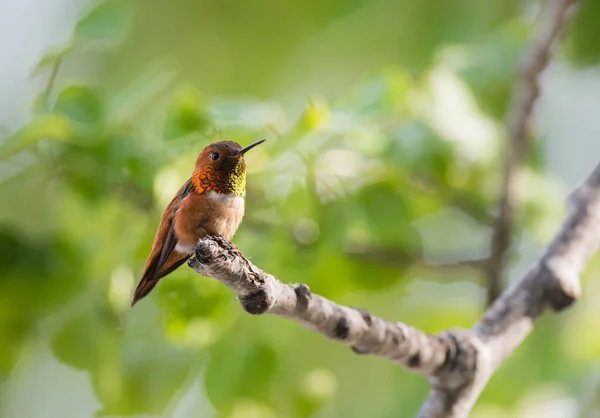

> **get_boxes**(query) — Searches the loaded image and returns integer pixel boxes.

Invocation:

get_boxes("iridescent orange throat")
[192,165,246,196]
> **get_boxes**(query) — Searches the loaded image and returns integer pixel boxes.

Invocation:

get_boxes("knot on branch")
[194,235,242,262]
[541,257,581,311]
[192,239,218,264]
[239,290,271,315]
[188,236,270,310]
[294,284,311,313]
[431,329,479,390]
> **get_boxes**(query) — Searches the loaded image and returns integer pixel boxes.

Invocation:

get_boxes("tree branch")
[423,161,600,417]
[189,235,452,373]
[347,245,489,274]
[43,57,62,106]
[190,160,600,417]
[486,0,576,305]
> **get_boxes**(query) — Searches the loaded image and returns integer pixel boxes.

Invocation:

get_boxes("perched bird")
[131,139,265,307]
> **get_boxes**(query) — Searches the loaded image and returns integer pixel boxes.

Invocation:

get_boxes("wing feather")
[131,178,195,306]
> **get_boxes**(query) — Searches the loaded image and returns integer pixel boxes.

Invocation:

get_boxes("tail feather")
[131,276,159,307]
[132,179,196,307]
[131,254,191,307]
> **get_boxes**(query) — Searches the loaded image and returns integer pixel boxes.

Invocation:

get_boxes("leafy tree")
[1,0,600,417]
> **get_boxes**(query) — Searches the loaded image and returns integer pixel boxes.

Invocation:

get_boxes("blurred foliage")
[1,0,600,417]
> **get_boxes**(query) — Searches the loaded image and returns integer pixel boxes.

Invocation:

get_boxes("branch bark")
[189,235,452,373]
[486,0,576,305]
[189,161,600,418]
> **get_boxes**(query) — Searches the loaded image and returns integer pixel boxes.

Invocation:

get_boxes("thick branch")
[486,0,576,304]
[190,161,600,418]
[420,162,600,417]
[189,235,460,375]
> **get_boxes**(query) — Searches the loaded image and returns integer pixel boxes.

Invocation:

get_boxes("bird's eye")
[210,152,219,160]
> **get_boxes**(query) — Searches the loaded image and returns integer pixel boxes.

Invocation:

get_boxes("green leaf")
[566,0,600,66]
[74,0,132,43]
[294,369,338,416]
[31,43,77,75]
[54,86,104,126]
[163,87,212,140]
[51,305,195,416]
[157,276,239,347]
[52,311,109,370]
[205,339,278,410]
[20,113,72,142]
[355,180,422,250]
[290,97,330,138]
[0,114,72,159]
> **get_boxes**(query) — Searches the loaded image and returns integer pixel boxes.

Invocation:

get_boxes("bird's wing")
[131,178,195,306]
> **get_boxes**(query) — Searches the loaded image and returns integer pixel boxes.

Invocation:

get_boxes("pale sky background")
[0,0,91,129]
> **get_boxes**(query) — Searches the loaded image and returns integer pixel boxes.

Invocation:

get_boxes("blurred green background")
[1,0,600,417]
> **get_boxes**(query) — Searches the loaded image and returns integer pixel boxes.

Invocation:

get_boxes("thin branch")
[44,57,62,105]
[347,245,489,272]
[423,257,490,272]
[486,0,576,305]
[415,175,496,227]
[244,218,489,273]
[190,160,600,418]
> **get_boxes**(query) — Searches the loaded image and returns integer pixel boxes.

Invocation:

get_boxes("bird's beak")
[233,139,266,156]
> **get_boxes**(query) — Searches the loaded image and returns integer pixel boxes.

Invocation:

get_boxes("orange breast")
[174,191,245,247]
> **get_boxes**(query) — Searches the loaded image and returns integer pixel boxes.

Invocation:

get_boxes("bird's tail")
[131,254,191,307]
[131,275,159,307]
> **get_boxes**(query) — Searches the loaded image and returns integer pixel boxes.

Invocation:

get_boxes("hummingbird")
[131,139,265,307]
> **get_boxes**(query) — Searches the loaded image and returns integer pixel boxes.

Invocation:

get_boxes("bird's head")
[193,139,265,196]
